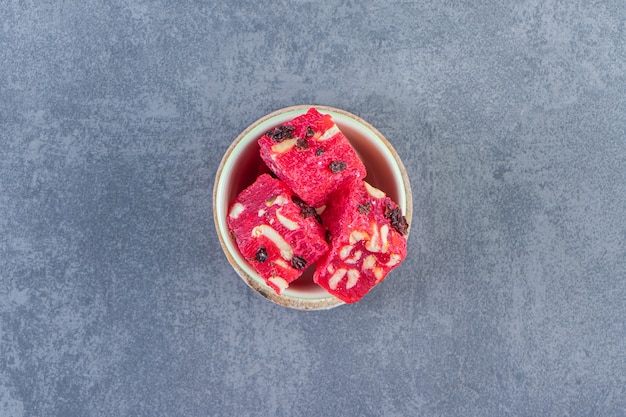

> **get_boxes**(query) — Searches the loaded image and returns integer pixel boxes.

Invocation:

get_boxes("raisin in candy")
[258,107,366,208]
[227,174,330,294]
[313,179,408,303]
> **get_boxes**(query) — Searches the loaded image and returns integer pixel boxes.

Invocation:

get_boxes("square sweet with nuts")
[313,179,408,303]
[258,107,367,208]
[227,174,330,294]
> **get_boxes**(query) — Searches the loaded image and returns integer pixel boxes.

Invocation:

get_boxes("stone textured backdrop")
[1,1,625,416]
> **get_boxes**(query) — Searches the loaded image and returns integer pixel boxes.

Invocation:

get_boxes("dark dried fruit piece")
[291,195,322,224]
[255,246,269,262]
[358,202,371,215]
[291,194,307,208]
[301,206,317,218]
[305,126,315,137]
[295,138,309,150]
[266,125,295,142]
[384,203,409,235]
[315,147,325,156]
[329,160,347,173]
[325,229,332,244]
[291,255,307,270]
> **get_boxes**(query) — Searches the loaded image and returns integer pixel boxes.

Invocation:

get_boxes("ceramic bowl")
[213,105,412,310]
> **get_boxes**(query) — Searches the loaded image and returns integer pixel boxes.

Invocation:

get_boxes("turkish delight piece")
[258,107,366,208]
[227,174,330,294]
[313,180,408,303]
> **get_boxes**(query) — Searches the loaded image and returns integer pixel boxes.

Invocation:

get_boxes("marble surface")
[1,1,625,416]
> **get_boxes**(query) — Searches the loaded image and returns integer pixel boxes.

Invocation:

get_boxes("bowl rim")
[213,104,412,310]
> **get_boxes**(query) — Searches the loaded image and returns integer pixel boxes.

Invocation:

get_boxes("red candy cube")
[314,180,408,303]
[258,107,366,208]
[227,174,330,294]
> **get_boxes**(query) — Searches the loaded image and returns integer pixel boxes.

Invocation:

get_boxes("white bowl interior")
[214,106,411,308]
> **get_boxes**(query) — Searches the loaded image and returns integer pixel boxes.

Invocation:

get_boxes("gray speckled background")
[1,1,625,416]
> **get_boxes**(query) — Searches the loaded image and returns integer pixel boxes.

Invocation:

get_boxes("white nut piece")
[317,125,340,141]
[273,259,290,269]
[365,222,381,252]
[268,277,289,293]
[373,266,384,283]
[346,269,360,289]
[229,202,245,219]
[380,224,390,253]
[251,225,293,260]
[386,254,401,267]
[364,181,386,199]
[328,268,347,290]
[362,254,377,270]
[276,209,299,231]
[271,138,297,153]
[345,250,362,264]
[266,194,289,207]
[349,230,369,244]
[339,245,354,260]
[273,195,289,206]
[258,208,266,217]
